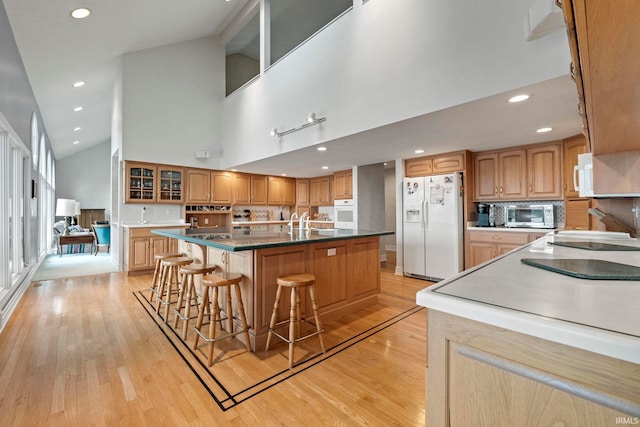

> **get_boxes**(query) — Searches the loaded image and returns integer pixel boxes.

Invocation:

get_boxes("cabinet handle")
[569,62,576,82]
[529,185,533,192]
[491,236,502,240]
[555,0,562,9]
[577,102,584,117]
[500,186,503,194]
[494,186,498,194]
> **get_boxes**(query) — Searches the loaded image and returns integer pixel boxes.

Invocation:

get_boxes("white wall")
[221,0,570,169]
[122,36,225,168]
[56,141,111,212]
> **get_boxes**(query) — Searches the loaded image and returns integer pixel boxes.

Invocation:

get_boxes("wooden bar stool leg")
[192,287,210,350]
[172,272,188,329]
[265,284,283,351]
[233,283,251,352]
[308,284,326,353]
[164,265,177,321]
[207,287,220,365]
[226,286,234,333]
[155,263,169,313]
[288,287,297,369]
[150,258,162,300]
[180,275,195,339]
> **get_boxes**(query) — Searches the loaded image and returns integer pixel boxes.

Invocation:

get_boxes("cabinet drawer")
[468,231,530,245]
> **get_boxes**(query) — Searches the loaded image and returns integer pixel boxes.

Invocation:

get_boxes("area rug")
[134,289,423,410]
[32,253,118,281]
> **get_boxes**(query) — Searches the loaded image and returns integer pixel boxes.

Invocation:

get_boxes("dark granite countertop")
[151,225,393,252]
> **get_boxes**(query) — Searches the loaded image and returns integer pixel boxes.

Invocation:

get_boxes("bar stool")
[192,272,251,366]
[173,263,218,340]
[149,251,183,301]
[265,273,326,369]
[155,256,193,321]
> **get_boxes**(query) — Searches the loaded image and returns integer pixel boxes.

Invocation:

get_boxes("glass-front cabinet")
[158,166,184,204]
[125,161,157,203]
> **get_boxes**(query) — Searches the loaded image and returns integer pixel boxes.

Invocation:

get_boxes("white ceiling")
[4,0,583,177]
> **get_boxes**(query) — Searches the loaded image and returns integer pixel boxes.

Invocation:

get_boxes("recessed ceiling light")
[73,106,83,112]
[322,166,329,170]
[414,149,425,154]
[536,127,553,133]
[281,173,287,176]
[73,141,80,145]
[231,169,238,172]
[508,94,530,103]
[73,127,82,131]
[317,146,327,151]
[70,8,91,19]
[72,81,85,88]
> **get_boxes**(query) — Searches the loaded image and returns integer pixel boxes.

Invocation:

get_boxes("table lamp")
[56,198,76,235]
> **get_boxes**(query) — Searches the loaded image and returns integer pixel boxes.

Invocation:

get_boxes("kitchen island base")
[179,235,381,351]
[427,310,640,426]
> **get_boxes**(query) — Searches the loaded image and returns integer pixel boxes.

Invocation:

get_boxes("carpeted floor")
[32,252,118,281]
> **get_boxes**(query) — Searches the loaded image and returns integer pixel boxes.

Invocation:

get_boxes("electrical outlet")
[204,218,209,225]
[327,248,336,256]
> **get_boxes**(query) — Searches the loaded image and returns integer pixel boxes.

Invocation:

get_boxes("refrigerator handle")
[423,199,428,229]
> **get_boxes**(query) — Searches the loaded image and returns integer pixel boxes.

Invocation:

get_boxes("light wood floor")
[0,259,430,426]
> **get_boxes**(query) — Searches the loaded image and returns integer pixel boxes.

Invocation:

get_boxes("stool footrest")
[267,327,325,345]
[193,324,250,344]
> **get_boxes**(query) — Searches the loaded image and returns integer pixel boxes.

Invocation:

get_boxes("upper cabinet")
[250,175,268,205]
[526,143,562,200]
[560,0,640,154]
[473,143,562,201]
[233,173,251,204]
[333,170,353,200]
[185,169,212,204]
[563,135,588,199]
[267,176,295,206]
[158,166,184,204]
[211,171,233,204]
[405,151,466,177]
[296,179,310,206]
[125,161,157,203]
[311,176,332,206]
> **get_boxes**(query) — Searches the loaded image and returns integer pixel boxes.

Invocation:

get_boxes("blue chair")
[92,223,111,255]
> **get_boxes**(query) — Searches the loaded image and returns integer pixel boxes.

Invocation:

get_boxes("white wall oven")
[334,199,355,229]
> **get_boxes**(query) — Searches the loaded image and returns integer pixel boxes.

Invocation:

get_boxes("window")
[269,0,353,65]
[225,7,260,96]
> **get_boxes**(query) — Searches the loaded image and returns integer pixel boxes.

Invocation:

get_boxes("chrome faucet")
[288,212,298,233]
[299,212,308,232]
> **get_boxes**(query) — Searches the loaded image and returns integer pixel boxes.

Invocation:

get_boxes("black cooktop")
[521,258,640,280]
[549,241,640,251]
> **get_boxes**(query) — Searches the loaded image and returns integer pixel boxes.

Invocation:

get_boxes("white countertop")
[417,231,640,364]
[232,220,333,225]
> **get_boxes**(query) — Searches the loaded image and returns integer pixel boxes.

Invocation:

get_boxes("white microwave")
[505,204,555,229]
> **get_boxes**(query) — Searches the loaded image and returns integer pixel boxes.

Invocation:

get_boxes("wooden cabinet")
[563,135,588,198]
[124,226,183,273]
[526,142,562,200]
[125,161,157,203]
[474,143,562,201]
[474,150,526,201]
[405,151,467,177]
[565,198,593,230]
[428,310,640,426]
[267,176,295,206]
[296,179,310,206]
[186,169,233,204]
[211,171,233,204]
[333,170,352,200]
[233,173,251,204]
[185,169,211,204]
[310,176,332,206]
[560,0,640,155]
[250,175,267,205]
[157,166,184,203]
[467,230,529,268]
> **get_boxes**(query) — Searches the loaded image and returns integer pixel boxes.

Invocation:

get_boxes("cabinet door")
[468,242,495,268]
[320,177,332,205]
[405,158,433,177]
[211,171,233,204]
[296,179,310,205]
[282,178,296,205]
[267,176,283,205]
[496,243,522,256]
[565,198,592,230]
[186,169,211,204]
[473,153,499,200]
[333,170,352,199]
[150,236,168,264]
[433,153,465,174]
[233,173,251,204]
[250,175,267,205]
[158,166,184,204]
[125,162,156,203]
[345,171,353,198]
[499,149,527,199]
[527,143,562,199]
[130,237,151,270]
[563,135,588,198]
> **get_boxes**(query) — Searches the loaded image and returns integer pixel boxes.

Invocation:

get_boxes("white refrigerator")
[403,172,463,281]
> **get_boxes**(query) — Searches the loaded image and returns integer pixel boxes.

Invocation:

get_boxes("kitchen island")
[417,231,640,425]
[152,226,393,350]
